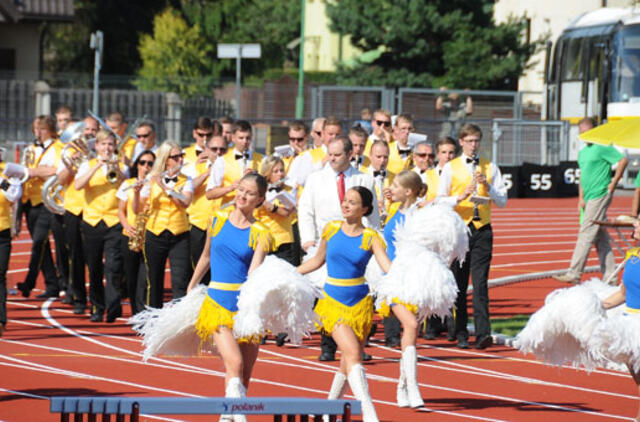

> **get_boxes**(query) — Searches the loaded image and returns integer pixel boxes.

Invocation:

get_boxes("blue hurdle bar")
[50,397,361,422]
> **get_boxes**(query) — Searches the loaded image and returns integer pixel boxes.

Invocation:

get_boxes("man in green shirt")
[554,118,628,284]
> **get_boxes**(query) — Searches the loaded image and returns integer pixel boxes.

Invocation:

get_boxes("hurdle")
[50,396,361,421]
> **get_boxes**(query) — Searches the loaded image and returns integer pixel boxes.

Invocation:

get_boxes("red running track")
[0,197,637,421]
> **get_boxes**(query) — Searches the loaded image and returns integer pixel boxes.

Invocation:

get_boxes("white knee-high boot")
[396,356,409,407]
[402,346,424,408]
[220,377,247,422]
[347,364,379,422]
[323,372,348,422]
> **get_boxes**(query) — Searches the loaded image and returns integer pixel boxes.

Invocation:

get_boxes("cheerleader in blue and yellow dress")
[186,173,274,421]
[298,186,391,422]
[379,170,427,408]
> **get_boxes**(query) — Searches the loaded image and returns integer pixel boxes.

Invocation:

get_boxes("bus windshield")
[611,24,640,102]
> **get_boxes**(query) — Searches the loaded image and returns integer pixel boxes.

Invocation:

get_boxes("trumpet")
[105,154,121,184]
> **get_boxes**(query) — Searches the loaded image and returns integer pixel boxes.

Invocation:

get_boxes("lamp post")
[217,44,261,119]
[89,30,103,115]
[295,0,306,119]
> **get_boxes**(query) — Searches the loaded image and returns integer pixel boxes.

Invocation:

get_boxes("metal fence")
[491,119,571,166]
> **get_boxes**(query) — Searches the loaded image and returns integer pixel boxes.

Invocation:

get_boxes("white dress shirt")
[132,143,158,163]
[286,144,327,188]
[437,153,507,208]
[206,148,256,190]
[1,182,21,203]
[298,164,380,245]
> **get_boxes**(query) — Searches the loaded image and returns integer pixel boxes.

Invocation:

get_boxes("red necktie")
[337,172,345,203]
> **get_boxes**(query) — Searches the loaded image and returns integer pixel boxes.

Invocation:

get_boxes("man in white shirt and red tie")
[437,123,507,350]
[298,135,379,361]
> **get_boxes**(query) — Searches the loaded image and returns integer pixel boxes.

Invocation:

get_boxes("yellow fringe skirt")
[314,294,373,341]
[195,295,260,347]
[378,298,419,319]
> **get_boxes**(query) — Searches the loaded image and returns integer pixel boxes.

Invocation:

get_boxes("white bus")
[545,7,640,164]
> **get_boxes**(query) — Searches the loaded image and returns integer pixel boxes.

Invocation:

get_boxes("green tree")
[135,8,212,96]
[326,0,543,89]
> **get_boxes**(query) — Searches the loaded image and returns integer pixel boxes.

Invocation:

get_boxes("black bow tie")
[195,149,203,157]
[398,148,411,157]
[373,170,386,178]
[164,176,178,184]
[268,186,283,192]
[438,168,442,176]
[419,169,426,175]
[34,141,43,148]
[466,156,480,165]
[351,157,362,165]
[235,153,249,160]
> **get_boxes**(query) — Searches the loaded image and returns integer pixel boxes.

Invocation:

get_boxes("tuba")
[42,175,65,215]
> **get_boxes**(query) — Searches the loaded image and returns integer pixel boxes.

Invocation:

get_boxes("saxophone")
[128,204,150,252]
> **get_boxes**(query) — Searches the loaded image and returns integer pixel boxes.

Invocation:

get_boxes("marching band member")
[187,173,273,421]
[219,116,234,146]
[349,126,370,171]
[117,150,156,315]
[361,140,394,224]
[310,117,325,148]
[105,112,136,166]
[387,114,415,174]
[56,116,99,314]
[288,116,342,189]
[298,186,391,422]
[183,117,215,164]
[256,156,298,265]
[437,123,507,349]
[206,120,263,207]
[133,141,193,308]
[185,135,226,284]
[16,116,65,299]
[381,170,427,407]
[411,141,435,184]
[367,109,393,145]
[74,129,126,322]
[281,120,309,174]
[0,154,22,337]
[55,105,73,135]
[131,121,159,164]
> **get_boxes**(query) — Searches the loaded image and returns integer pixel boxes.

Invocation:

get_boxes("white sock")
[402,346,424,408]
[347,364,379,422]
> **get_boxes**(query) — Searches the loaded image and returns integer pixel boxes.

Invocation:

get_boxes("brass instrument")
[403,152,414,171]
[128,204,150,252]
[21,144,35,168]
[42,175,65,215]
[61,136,93,174]
[471,154,481,222]
[105,154,121,184]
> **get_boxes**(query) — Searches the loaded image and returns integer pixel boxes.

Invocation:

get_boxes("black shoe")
[275,333,287,347]
[90,313,103,323]
[318,352,335,362]
[260,337,267,345]
[422,332,436,340]
[16,282,30,298]
[361,351,372,361]
[456,339,470,349]
[385,337,401,347]
[36,291,59,299]
[475,335,493,350]
[61,295,73,305]
[73,304,86,315]
[106,310,122,323]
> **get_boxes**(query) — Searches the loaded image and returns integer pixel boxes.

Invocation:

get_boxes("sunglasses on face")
[208,146,226,153]
[138,160,154,167]
[415,153,435,158]
[289,137,306,142]
[196,131,213,138]
[376,120,391,127]
[313,131,322,136]
[168,153,184,160]
[137,132,152,138]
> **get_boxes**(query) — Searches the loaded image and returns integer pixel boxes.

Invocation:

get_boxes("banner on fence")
[505,161,579,198]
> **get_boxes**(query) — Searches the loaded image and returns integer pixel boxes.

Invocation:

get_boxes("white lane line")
[491,257,598,268]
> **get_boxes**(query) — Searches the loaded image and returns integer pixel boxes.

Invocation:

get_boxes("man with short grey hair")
[310,117,325,148]
[132,121,158,162]
[412,141,435,183]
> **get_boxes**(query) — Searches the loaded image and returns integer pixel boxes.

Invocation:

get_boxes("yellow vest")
[387,141,411,175]
[254,187,296,248]
[146,174,190,235]
[82,158,121,227]
[220,150,264,205]
[22,140,64,205]
[283,154,297,174]
[120,178,138,236]
[449,157,492,228]
[62,143,87,215]
[187,161,219,231]
[424,168,439,202]
[308,147,326,165]
[121,137,137,161]
[0,163,12,231]
[183,143,203,165]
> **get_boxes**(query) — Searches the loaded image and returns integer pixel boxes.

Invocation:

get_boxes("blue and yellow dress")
[195,211,274,345]
[378,203,418,318]
[314,221,385,341]
[623,247,640,315]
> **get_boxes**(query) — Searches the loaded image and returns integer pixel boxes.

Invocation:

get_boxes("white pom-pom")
[393,204,469,265]
[233,255,319,344]
[129,285,209,361]
[591,313,640,372]
[375,245,458,321]
[365,256,384,292]
[515,283,607,370]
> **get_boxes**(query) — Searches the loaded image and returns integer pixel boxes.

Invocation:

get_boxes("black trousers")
[22,202,59,293]
[0,229,10,326]
[273,242,300,266]
[50,212,69,292]
[451,223,493,341]
[144,230,191,308]
[291,222,302,267]
[383,315,401,341]
[81,221,123,317]
[189,226,210,285]
[63,211,86,305]
[121,234,146,315]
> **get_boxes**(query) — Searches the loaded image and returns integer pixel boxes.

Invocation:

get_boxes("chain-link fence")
[491,119,570,166]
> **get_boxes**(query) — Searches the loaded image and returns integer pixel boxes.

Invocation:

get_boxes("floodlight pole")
[236,47,242,119]
[90,30,103,115]
[295,0,305,119]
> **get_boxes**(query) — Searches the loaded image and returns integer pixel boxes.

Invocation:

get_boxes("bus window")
[561,37,585,81]
[611,24,640,102]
